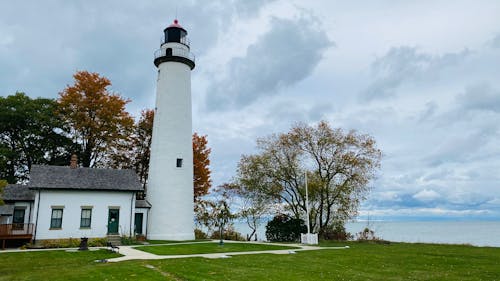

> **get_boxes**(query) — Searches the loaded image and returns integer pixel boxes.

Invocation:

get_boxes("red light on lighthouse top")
[168,19,184,29]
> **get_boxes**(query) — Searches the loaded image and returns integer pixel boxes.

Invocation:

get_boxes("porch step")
[107,235,121,246]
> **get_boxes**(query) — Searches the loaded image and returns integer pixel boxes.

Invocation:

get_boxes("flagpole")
[305,171,310,234]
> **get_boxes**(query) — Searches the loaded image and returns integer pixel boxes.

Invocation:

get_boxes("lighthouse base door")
[134,213,143,235]
[107,209,120,234]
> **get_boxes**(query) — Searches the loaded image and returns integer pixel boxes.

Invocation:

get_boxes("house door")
[13,208,25,230]
[134,213,143,235]
[107,209,119,234]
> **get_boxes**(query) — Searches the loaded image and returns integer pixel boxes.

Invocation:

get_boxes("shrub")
[209,225,245,241]
[87,237,108,247]
[265,214,307,242]
[195,228,208,239]
[36,237,108,248]
[39,238,81,248]
[320,222,353,241]
[120,235,138,245]
[356,227,387,243]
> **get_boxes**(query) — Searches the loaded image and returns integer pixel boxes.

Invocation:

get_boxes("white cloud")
[412,189,441,202]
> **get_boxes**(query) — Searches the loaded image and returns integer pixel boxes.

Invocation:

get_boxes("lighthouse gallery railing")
[154,47,195,62]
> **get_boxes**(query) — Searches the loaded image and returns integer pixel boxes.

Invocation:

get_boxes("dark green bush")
[320,221,352,241]
[265,214,306,242]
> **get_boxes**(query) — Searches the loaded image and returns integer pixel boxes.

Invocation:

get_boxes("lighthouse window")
[176,158,183,168]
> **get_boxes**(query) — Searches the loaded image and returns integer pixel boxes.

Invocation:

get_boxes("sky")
[1,0,499,221]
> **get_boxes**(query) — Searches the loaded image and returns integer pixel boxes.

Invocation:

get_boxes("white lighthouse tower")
[146,19,195,240]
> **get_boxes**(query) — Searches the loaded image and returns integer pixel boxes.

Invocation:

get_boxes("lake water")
[233,220,500,247]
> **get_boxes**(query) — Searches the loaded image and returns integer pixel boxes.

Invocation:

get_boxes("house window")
[80,209,92,228]
[176,158,183,168]
[50,208,63,229]
[13,208,25,230]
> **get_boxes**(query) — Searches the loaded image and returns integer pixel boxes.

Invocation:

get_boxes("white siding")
[32,190,135,240]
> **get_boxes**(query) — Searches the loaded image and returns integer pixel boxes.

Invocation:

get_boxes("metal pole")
[305,171,310,234]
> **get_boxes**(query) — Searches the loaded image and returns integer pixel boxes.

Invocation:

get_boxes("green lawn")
[144,239,210,245]
[0,242,499,280]
[135,242,299,255]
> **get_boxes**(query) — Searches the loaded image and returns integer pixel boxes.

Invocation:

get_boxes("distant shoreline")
[232,220,500,247]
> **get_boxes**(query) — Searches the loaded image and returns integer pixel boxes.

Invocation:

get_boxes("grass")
[135,241,299,255]
[0,242,499,280]
[145,239,210,245]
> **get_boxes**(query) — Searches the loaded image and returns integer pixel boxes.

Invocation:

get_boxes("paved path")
[0,240,348,262]
[106,241,348,263]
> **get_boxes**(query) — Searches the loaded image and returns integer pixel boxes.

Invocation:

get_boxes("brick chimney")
[70,154,78,169]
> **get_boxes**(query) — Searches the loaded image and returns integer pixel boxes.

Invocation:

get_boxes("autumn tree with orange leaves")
[193,133,212,201]
[132,109,154,189]
[110,109,154,193]
[58,71,134,167]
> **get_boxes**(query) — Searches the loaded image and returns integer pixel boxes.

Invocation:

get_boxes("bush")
[265,214,307,242]
[35,237,108,248]
[320,222,353,241]
[87,237,108,247]
[120,235,138,245]
[40,238,80,248]
[136,234,146,241]
[355,227,387,243]
[195,228,208,239]
[209,225,245,241]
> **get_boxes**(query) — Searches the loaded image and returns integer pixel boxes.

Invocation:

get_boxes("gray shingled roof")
[0,205,14,215]
[2,184,35,201]
[135,199,152,208]
[28,165,143,192]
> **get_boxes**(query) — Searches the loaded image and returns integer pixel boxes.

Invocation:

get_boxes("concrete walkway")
[106,241,348,263]
[0,240,348,262]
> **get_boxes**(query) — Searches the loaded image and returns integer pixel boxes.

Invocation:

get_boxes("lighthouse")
[146,19,195,240]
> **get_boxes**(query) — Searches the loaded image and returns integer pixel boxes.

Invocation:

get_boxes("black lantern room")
[163,19,189,46]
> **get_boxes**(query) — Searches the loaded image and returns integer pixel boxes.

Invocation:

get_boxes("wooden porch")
[0,223,34,249]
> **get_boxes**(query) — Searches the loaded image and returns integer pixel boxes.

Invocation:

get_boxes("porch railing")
[0,223,34,238]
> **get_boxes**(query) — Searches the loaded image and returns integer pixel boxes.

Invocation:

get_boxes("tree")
[57,71,134,167]
[193,133,212,201]
[0,180,6,205]
[265,214,307,242]
[237,121,381,236]
[194,186,236,243]
[132,109,154,190]
[0,93,75,183]
[222,182,272,241]
[110,109,153,193]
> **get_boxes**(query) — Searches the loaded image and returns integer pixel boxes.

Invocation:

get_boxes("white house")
[0,163,150,248]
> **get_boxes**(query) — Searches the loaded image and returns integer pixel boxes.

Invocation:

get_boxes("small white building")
[0,164,150,247]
